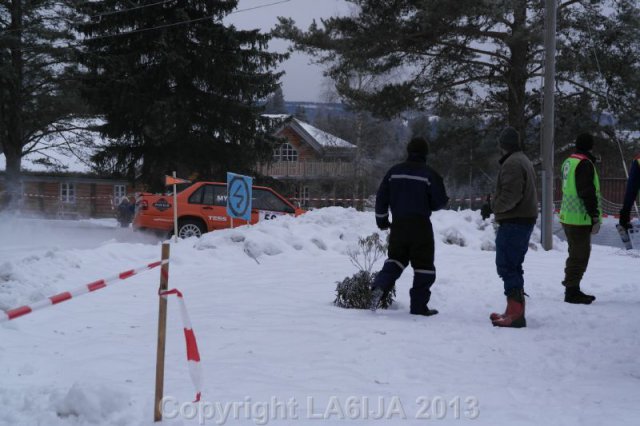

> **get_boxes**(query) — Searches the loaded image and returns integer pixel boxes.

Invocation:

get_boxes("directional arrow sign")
[226,172,252,221]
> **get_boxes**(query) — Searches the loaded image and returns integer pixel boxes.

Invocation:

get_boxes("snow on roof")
[262,114,290,120]
[293,118,356,149]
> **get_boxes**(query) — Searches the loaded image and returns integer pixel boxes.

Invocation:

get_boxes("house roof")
[265,114,356,152]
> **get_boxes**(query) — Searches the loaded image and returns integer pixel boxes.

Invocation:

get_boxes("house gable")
[273,117,356,160]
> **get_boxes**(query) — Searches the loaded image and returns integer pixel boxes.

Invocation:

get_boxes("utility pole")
[469,140,473,210]
[541,0,557,250]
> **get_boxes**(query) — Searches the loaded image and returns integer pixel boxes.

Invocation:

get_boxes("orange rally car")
[133,181,305,238]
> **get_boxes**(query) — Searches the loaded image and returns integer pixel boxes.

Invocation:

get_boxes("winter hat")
[498,127,521,152]
[575,133,594,151]
[406,137,429,157]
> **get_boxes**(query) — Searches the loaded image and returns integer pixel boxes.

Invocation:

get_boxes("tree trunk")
[506,1,530,143]
[2,0,25,211]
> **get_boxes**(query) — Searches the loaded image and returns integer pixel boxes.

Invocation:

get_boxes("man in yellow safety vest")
[559,133,601,304]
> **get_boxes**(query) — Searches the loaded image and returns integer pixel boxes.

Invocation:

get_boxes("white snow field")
[0,208,638,426]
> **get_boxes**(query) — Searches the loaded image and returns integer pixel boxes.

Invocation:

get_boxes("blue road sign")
[226,172,252,221]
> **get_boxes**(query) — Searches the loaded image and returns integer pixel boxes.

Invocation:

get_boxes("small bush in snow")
[334,270,395,309]
[334,233,395,309]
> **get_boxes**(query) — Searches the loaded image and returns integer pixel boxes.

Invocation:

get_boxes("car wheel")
[178,219,206,239]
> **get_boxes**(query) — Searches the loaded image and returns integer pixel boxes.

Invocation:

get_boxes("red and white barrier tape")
[451,197,485,202]
[289,197,368,202]
[159,289,203,403]
[0,260,168,323]
[19,193,132,200]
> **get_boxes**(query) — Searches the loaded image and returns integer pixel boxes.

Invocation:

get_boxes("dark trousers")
[495,222,534,295]
[372,218,436,313]
[562,224,592,288]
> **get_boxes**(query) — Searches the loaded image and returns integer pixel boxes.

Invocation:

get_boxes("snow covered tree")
[76,0,287,189]
[0,0,86,209]
[275,0,640,148]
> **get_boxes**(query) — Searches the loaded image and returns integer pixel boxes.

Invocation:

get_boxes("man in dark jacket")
[619,153,640,230]
[117,196,134,228]
[370,137,449,316]
[559,133,601,304]
[480,194,493,220]
[490,127,538,328]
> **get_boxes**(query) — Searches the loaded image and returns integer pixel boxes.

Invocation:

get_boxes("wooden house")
[258,116,365,208]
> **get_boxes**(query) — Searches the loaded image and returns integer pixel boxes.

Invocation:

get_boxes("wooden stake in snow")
[154,243,170,422]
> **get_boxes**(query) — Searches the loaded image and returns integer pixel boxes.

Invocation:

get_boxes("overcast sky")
[226,0,352,103]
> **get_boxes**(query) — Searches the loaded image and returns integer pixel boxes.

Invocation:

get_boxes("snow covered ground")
[0,208,638,425]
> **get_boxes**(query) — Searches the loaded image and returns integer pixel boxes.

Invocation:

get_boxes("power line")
[85,0,175,20]
[81,0,292,41]
[1,0,293,37]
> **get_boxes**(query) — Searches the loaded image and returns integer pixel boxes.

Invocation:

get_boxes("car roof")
[196,181,273,190]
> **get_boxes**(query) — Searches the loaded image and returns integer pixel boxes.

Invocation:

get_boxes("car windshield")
[166,183,192,195]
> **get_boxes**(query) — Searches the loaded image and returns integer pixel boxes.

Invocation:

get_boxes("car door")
[251,188,296,222]
[188,184,230,231]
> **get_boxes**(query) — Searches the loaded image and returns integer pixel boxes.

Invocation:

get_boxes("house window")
[114,184,127,202]
[274,143,298,162]
[60,182,76,203]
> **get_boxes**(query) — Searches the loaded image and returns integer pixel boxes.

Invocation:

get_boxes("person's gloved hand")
[619,209,631,230]
[376,215,391,230]
[591,217,601,235]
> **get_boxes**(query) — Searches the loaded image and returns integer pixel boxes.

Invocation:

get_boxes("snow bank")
[0,383,133,426]
[195,207,566,262]
[0,207,564,312]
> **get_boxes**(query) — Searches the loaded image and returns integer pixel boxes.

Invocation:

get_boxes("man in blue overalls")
[370,137,449,316]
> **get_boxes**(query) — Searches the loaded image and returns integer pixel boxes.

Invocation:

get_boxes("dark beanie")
[575,133,594,151]
[498,127,521,152]
[407,137,429,157]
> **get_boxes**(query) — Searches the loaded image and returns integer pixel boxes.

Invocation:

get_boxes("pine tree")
[264,86,287,114]
[76,0,287,189]
[0,0,85,209]
[275,1,640,148]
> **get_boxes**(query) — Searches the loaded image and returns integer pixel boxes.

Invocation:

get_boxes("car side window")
[193,185,226,206]
[188,187,205,204]
[202,185,216,205]
[253,189,294,213]
[213,186,227,206]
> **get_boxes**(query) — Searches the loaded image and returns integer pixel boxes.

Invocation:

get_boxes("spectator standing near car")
[489,127,538,328]
[117,196,134,228]
[619,153,640,230]
[559,133,601,304]
[480,194,493,220]
[369,137,449,316]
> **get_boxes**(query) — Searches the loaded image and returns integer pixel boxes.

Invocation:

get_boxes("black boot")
[564,286,596,304]
[409,288,438,316]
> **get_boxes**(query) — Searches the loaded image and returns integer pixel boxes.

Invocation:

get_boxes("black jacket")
[621,155,640,214]
[375,153,449,228]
